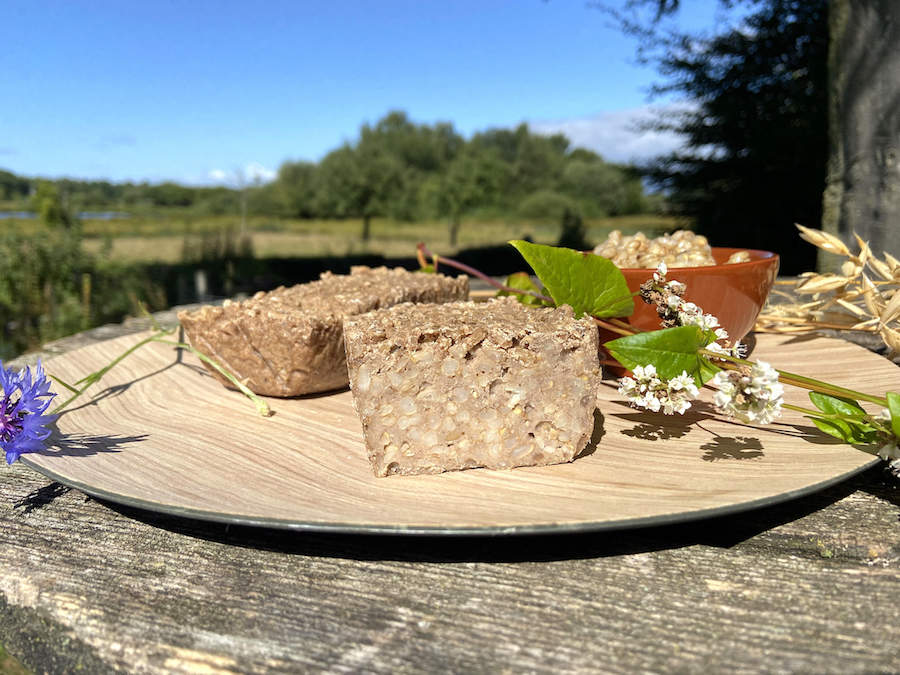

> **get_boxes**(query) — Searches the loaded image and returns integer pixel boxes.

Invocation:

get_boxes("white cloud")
[531,104,692,165]
[206,162,277,186]
[244,161,277,183]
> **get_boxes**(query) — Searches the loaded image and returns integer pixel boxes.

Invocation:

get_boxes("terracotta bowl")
[611,247,780,343]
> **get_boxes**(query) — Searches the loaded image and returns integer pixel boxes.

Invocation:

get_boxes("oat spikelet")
[756,226,899,351]
[869,256,895,282]
[881,290,900,326]
[795,224,851,256]
[880,325,900,359]
[795,274,851,294]
[884,252,900,275]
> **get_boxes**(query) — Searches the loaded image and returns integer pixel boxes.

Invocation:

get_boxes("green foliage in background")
[0,111,659,244]
[0,111,671,357]
[0,227,166,360]
[30,181,76,229]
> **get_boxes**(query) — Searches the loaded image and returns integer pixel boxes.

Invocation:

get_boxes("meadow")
[56,213,685,263]
[0,212,685,359]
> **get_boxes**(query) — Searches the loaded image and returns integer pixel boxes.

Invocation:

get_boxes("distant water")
[0,211,130,220]
[77,211,131,220]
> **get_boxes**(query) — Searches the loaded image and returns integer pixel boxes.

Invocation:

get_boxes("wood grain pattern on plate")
[21,332,894,534]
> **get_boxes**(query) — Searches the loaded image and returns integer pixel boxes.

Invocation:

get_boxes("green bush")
[0,229,166,360]
[556,208,590,250]
[517,190,579,223]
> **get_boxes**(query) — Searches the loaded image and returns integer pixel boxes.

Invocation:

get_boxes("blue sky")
[3,0,741,185]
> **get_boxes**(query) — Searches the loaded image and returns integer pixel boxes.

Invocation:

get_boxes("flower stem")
[699,349,888,407]
[416,243,554,304]
[50,327,272,418]
[782,402,862,420]
[607,317,637,333]
[49,375,79,394]
[782,403,891,435]
[152,338,272,417]
[594,318,635,337]
[53,329,173,413]
[777,369,888,407]
[782,403,822,416]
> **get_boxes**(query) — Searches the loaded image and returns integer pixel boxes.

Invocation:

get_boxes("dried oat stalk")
[756,224,900,358]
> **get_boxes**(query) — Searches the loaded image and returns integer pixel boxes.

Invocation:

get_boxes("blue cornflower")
[1,360,57,464]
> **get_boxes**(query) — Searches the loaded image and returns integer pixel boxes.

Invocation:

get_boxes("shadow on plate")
[573,409,605,460]
[40,430,149,458]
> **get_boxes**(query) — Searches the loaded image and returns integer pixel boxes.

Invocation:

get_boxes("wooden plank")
[1,460,899,673]
[1,314,899,673]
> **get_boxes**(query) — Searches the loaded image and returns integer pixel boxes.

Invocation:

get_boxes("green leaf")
[809,416,854,442]
[808,416,878,445]
[698,356,722,384]
[605,325,721,385]
[887,392,900,438]
[497,272,548,306]
[809,392,868,419]
[807,393,881,444]
[509,240,633,318]
[417,264,436,274]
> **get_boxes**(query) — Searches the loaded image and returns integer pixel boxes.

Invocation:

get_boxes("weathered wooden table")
[2,310,899,674]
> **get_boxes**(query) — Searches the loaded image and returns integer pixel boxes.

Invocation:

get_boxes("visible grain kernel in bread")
[343,298,601,476]
[178,267,468,396]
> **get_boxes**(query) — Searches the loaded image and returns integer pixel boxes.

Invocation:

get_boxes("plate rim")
[20,454,879,536]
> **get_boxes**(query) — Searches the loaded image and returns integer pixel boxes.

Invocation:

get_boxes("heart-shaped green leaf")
[605,325,721,385]
[509,240,634,318]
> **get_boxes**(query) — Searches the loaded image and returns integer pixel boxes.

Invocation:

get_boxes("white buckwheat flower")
[653,262,668,283]
[704,333,746,361]
[711,360,784,425]
[730,342,748,358]
[618,367,699,416]
[876,435,900,477]
[667,279,686,295]
[877,441,900,461]
[704,342,729,358]
[677,301,722,332]
[874,409,900,463]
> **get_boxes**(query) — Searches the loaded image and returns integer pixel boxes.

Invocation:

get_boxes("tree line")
[0,169,248,220]
[271,112,658,243]
[1,113,659,244]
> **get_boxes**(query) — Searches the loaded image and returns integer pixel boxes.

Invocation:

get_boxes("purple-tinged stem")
[416,243,554,304]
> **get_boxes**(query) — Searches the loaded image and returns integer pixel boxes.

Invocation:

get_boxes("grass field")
[0,211,689,358]
[53,213,690,263]
[0,644,30,675]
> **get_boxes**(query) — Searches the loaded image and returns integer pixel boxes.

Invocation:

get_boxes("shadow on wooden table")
[63,467,890,564]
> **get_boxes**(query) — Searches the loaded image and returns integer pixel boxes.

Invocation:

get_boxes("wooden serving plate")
[21,332,893,534]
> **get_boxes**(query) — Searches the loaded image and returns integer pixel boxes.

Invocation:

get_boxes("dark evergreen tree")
[630,0,829,272]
